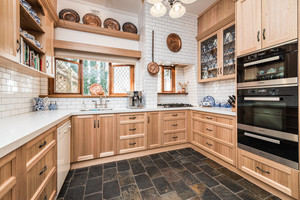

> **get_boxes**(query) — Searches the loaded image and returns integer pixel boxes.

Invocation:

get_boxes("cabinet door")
[44,13,54,77]
[261,0,297,48]
[147,112,161,149]
[96,114,116,158]
[0,0,19,60]
[236,0,261,56]
[72,115,96,162]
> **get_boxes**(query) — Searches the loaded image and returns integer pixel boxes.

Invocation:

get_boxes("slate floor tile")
[103,167,117,182]
[212,185,241,200]
[199,164,220,177]
[153,159,169,169]
[215,175,243,193]
[217,167,243,181]
[103,180,120,199]
[168,160,185,172]
[118,171,135,187]
[75,167,89,174]
[121,184,141,200]
[65,186,85,200]
[171,180,196,199]
[117,160,130,172]
[182,162,202,174]
[84,193,102,200]
[266,196,282,200]
[160,168,181,183]
[139,156,154,167]
[190,182,208,195]
[185,147,195,152]
[140,187,160,200]
[149,153,161,160]
[89,165,103,178]
[178,170,200,185]
[178,148,193,156]
[238,179,271,199]
[186,156,203,165]
[237,190,261,200]
[159,152,175,162]
[130,162,146,175]
[129,158,140,164]
[168,150,179,155]
[69,172,88,188]
[201,188,221,200]
[191,151,207,159]
[104,162,116,169]
[204,159,223,169]
[195,172,219,187]
[65,170,74,182]
[135,174,153,190]
[152,177,173,195]
[85,176,102,195]
[160,191,181,200]
[145,165,162,178]
[57,181,69,198]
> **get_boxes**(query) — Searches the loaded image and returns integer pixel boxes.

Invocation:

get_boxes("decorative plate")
[167,33,182,52]
[83,13,102,27]
[104,18,120,31]
[59,9,80,23]
[89,84,104,95]
[203,96,215,107]
[147,62,159,75]
[122,22,138,34]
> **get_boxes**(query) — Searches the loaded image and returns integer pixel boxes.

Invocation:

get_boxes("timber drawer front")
[238,149,298,199]
[162,111,187,146]
[117,113,147,154]
[191,111,236,165]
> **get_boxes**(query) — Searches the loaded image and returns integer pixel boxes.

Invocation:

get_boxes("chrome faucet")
[92,96,110,109]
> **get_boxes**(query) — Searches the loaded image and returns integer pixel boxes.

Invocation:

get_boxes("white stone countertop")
[0,107,235,158]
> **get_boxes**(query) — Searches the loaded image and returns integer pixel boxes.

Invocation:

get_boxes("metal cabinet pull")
[44,195,47,200]
[39,141,47,149]
[172,136,178,139]
[148,116,150,123]
[172,124,178,126]
[39,165,47,175]
[206,117,212,120]
[263,28,266,40]
[172,114,178,116]
[98,120,100,128]
[257,31,260,42]
[206,128,212,132]
[129,142,136,146]
[129,117,136,120]
[206,142,213,146]
[129,128,136,131]
[94,120,96,128]
[256,166,270,174]
[17,39,21,52]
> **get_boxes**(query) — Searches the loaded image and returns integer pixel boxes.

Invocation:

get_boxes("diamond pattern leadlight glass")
[55,59,79,93]
[201,34,218,80]
[83,60,109,95]
[163,68,172,92]
[113,66,130,93]
[223,25,236,76]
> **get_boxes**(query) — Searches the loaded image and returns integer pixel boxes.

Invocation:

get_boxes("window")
[159,66,175,93]
[49,58,134,96]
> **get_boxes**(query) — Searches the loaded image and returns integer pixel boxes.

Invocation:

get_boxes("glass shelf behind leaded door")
[223,25,235,76]
[201,34,218,80]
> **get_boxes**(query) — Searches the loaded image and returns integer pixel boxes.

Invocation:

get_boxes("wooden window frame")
[161,66,175,93]
[48,59,134,97]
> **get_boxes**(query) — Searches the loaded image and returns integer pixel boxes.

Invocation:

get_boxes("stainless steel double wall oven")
[237,41,299,169]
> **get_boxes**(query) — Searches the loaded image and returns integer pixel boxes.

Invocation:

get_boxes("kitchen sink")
[81,108,113,111]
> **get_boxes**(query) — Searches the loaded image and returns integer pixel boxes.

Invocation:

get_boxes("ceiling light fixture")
[147,0,197,18]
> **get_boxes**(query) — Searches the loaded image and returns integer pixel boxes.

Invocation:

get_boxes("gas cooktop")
[158,103,193,108]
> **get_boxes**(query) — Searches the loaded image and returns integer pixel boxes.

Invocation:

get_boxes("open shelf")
[157,92,189,95]
[20,33,45,54]
[20,3,45,33]
[57,20,140,41]
[26,0,45,15]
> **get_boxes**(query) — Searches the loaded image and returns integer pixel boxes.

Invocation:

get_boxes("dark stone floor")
[57,148,281,200]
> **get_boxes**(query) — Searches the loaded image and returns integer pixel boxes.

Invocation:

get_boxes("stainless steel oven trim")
[238,124,298,142]
[238,144,298,169]
[237,83,298,90]
[244,132,280,144]
[244,56,280,67]
[244,97,280,102]
[237,77,298,89]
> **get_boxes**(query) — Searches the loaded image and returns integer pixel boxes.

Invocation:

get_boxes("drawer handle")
[39,165,48,176]
[129,128,136,131]
[44,195,47,200]
[206,128,212,132]
[256,166,270,174]
[172,136,178,139]
[206,117,212,120]
[39,141,47,149]
[172,124,178,126]
[94,120,96,128]
[172,114,178,116]
[129,142,136,146]
[129,117,136,120]
[206,142,213,146]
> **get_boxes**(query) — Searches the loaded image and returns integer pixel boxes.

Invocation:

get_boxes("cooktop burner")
[158,103,193,108]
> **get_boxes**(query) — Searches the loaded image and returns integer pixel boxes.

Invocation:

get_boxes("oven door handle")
[244,97,281,102]
[244,56,281,67]
[244,132,280,144]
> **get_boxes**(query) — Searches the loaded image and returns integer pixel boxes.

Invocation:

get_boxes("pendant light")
[150,2,167,17]
[169,2,186,18]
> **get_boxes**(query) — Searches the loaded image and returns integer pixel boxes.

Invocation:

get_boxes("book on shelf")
[19,37,42,72]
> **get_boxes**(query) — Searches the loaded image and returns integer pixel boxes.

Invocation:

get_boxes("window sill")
[157,92,189,95]
[39,94,127,98]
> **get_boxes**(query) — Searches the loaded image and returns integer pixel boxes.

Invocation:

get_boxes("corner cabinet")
[198,22,236,83]
[236,0,297,56]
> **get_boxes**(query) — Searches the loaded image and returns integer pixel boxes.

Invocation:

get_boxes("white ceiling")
[82,0,216,15]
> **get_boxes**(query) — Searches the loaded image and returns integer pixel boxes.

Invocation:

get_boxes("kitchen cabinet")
[198,22,236,82]
[117,113,147,154]
[0,0,19,61]
[191,111,236,165]
[162,111,187,146]
[147,112,161,149]
[238,149,298,199]
[72,115,96,162]
[236,0,297,56]
[44,12,54,77]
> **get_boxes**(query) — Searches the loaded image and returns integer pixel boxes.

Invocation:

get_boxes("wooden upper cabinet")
[72,115,96,162]
[0,0,19,60]
[44,13,54,76]
[261,0,297,49]
[236,0,261,56]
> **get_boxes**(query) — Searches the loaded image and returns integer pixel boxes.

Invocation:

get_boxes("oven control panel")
[247,88,279,95]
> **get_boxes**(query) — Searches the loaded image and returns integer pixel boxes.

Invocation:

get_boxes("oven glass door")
[237,86,298,135]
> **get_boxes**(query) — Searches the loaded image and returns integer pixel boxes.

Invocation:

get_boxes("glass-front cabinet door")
[222,24,236,78]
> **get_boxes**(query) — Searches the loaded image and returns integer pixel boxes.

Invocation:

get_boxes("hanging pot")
[147,30,159,75]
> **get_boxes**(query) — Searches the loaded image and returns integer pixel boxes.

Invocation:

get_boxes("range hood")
[158,61,194,68]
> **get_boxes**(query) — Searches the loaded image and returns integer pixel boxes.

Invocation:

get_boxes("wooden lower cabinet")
[238,149,298,199]
[147,112,161,149]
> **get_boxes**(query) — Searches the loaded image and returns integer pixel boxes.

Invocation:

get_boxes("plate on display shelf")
[203,96,215,107]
